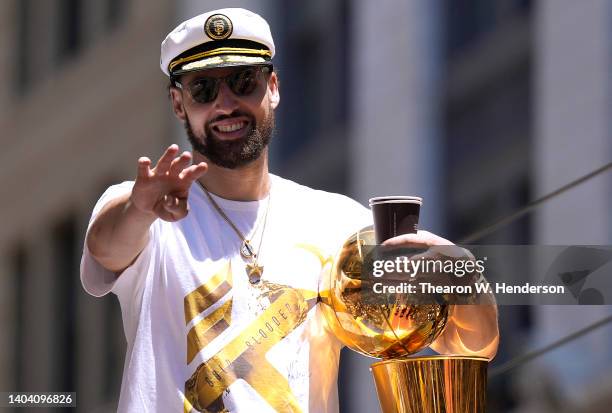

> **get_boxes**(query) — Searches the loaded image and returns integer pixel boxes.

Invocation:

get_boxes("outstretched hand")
[130,144,208,222]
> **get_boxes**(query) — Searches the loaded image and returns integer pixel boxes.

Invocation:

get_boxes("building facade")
[1,1,610,412]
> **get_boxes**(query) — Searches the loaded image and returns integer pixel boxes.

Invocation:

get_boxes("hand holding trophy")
[321,197,488,413]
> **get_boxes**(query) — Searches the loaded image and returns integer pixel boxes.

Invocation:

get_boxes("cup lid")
[369,196,422,206]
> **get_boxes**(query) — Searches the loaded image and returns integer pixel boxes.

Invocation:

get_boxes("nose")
[212,81,239,114]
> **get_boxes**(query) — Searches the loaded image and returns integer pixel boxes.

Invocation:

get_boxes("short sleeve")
[336,195,373,241]
[79,181,160,299]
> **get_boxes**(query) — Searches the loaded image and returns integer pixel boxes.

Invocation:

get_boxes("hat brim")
[171,54,271,76]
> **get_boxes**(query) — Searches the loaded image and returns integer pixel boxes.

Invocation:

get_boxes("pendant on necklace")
[240,240,255,259]
[246,262,264,284]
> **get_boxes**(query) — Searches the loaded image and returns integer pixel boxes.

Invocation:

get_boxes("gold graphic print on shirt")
[183,255,322,413]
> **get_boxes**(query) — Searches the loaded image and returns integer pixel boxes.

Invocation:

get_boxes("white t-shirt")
[80,174,371,413]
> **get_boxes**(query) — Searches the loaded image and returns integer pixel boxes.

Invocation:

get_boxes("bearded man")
[81,8,498,412]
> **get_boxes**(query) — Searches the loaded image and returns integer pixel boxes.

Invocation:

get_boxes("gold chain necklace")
[198,182,271,284]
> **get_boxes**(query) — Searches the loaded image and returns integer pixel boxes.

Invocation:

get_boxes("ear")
[268,72,280,110]
[169,87,187,121]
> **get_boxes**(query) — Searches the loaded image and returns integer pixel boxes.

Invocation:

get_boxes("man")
[81,8,498,413]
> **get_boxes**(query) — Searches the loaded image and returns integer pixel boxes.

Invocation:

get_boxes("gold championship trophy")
[321,197,488,413]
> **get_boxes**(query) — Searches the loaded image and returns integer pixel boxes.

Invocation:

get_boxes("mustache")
[208,111,252,125]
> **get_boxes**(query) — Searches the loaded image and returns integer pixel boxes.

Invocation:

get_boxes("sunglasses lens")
[227,68,259,96]
[186,66,267,103]
[189,78,219,103]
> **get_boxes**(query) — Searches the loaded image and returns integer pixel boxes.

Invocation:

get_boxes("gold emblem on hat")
[204,14,233,40]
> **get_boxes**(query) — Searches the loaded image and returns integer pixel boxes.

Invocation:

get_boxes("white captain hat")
[160,8,275,77]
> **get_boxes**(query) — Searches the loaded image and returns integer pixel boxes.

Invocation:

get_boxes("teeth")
[217,122,244,133]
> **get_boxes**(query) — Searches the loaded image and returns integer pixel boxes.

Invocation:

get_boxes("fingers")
[137,157,152,179]
[153,144,180,175]
[382,230,453,248]
[157,194,189,221]
[136,145,206,222]
[168,151,192,176]
[381,232,429,248]
[179,162,208,182]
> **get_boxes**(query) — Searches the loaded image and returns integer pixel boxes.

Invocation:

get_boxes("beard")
[185,110,274,169]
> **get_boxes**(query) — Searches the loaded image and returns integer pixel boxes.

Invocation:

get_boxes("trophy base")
[370,355,488,413]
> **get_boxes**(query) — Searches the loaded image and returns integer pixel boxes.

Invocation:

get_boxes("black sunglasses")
[174,65,272,104]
